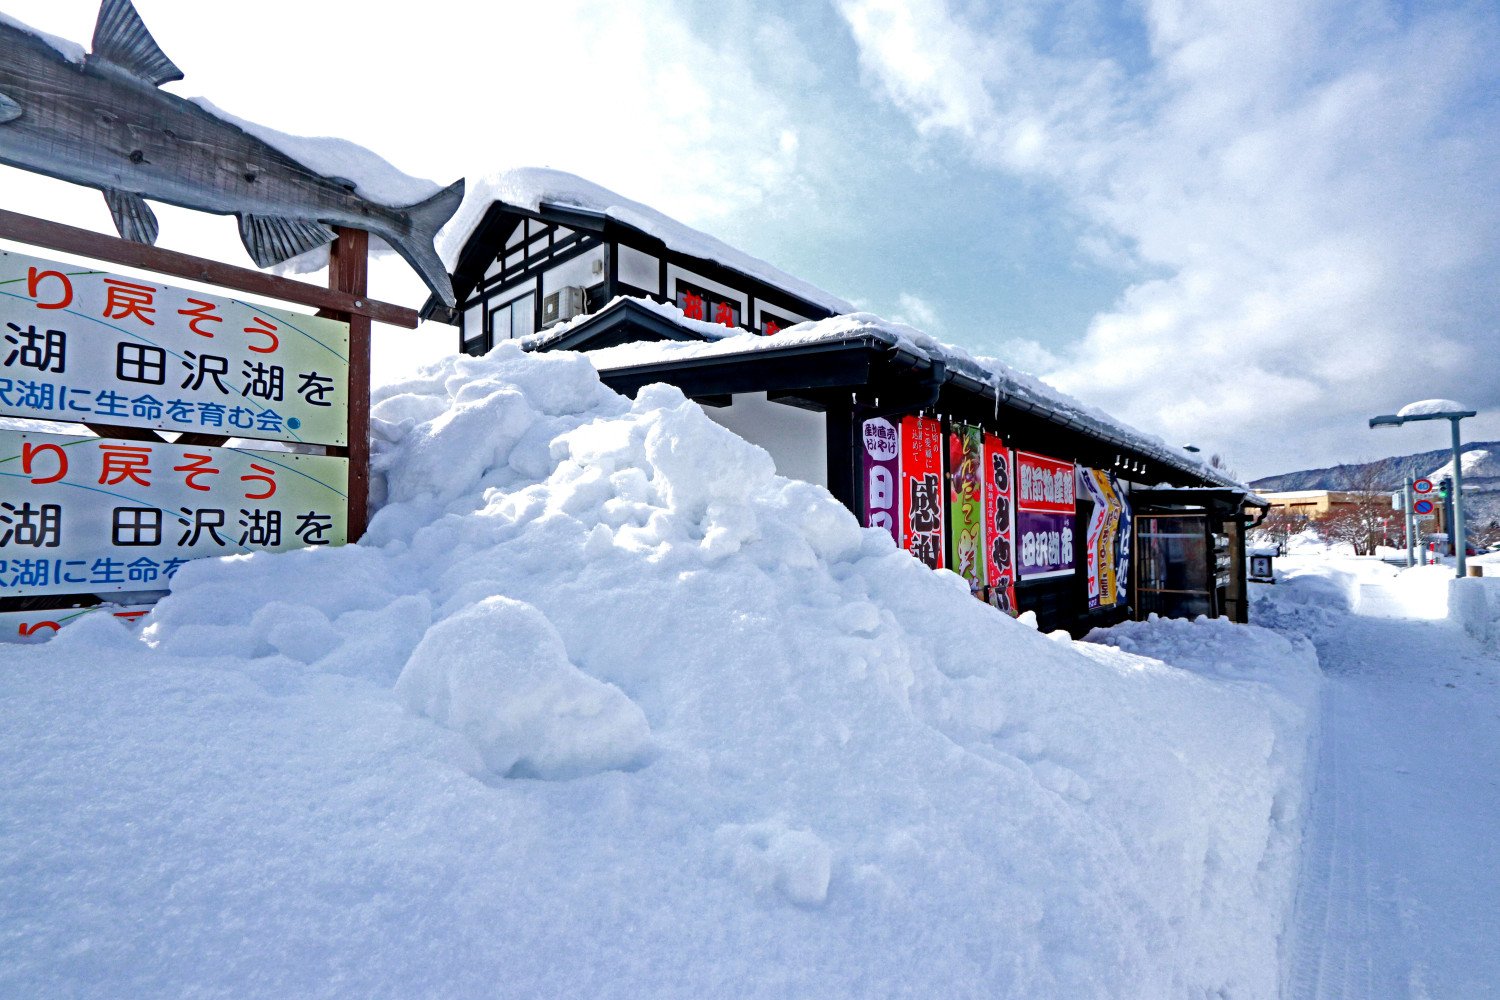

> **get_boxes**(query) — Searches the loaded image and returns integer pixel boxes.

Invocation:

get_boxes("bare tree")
[1209,453,1239,481]
[1251,507,1311,550]
[1309,464,1394,555]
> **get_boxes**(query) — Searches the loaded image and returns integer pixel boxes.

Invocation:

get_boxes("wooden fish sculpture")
[0,0,463,306]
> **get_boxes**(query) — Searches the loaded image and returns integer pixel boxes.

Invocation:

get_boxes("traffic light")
[1439,476,1452,500]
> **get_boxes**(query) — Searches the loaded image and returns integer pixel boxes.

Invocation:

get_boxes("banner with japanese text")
[860,417,901,546]
[982,434,1017,613]
[1015,450,1075,580]
[0,250,349,446]
[947,423,985,592]
[0,429,347,597]
[899,415,943,570]
[1079,467,1127,609]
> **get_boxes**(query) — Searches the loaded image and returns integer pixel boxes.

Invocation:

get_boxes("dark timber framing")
[424,200,840,353]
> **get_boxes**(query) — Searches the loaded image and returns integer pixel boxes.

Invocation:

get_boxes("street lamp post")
[1369,400,1477,578]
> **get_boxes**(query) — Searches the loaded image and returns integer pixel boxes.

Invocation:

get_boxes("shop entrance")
[1134,513,1223,619]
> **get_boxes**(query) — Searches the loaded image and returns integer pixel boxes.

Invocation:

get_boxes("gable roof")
[429,168,854,321]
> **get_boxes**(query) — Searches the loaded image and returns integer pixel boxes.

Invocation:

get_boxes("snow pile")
[3,343,1318,998]
[395,596,652,779]
[1447,577,1491,641]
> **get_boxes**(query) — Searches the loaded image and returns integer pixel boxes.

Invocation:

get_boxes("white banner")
[0,429,347,597]
[0,249,349,445]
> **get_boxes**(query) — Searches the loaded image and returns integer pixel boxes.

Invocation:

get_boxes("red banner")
[983,434,1017,613]
[900,415,944,570]
[1016,451,1076,513]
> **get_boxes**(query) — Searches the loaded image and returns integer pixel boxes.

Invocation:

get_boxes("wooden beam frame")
[0,208,419,329]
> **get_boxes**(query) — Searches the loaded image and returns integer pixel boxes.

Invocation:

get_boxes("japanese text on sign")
[1015,451,1076,580]
[0,250,349,445]
[0,429,348,597]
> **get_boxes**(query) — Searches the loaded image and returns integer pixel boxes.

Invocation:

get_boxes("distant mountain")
[1252,443,1500,532]
[1251,442,1500,492]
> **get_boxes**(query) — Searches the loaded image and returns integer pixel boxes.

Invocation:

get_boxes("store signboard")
[1015,451,1075,580]
[861,417,901,546]
[947,423,986,591]
[0,429,347,597]
[982,433,1016,613]
[900,415,944,570]
[0,250,350,446]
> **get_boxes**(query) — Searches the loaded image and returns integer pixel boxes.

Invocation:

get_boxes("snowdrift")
[1,344,1319,998]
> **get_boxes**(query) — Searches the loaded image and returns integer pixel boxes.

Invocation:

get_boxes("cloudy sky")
[3,0,1497,478]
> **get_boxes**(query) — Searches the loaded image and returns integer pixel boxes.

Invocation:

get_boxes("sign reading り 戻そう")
[0,250,349,446]
[0,429,347,597]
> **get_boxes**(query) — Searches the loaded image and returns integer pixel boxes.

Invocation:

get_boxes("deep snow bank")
[2,344,1319,998]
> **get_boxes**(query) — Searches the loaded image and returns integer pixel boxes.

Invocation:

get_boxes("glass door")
[1135,513,1215,619]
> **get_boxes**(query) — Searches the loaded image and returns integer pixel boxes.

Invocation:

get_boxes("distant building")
[1259,490,1383,519]
[426,169,1269,632]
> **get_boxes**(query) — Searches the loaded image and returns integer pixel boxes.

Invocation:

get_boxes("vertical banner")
[982,434,1017,613]
[860,417,901,545]
[1078,468,1116,608]
[899,415,944,570]
[947,423,986,592]
[1015,451,1076,580]
[1115,481,1132,607]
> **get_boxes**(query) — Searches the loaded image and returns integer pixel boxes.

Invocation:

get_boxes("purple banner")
[861,417,901,544]
[1016,509,1074,580]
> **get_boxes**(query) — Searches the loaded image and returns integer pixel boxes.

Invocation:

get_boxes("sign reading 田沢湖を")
[0,250,350,446]
[1015,451,1076,580]
[0,429,347,597]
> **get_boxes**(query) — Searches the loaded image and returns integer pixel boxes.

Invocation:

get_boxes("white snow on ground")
[1258,551,1500,999]
[1,344,1319,998]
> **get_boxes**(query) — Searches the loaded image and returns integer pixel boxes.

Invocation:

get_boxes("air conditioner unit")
[541,286,586,328]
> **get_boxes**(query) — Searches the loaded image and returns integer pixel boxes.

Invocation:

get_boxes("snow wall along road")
[2,343,1320,998]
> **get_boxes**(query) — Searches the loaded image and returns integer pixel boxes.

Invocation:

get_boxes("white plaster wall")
[618,246,660,291]
[703,393,828,489]
[543,246,607,297]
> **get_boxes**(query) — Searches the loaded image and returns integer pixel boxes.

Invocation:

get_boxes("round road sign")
[1413,478,1434,494]
[1414,499,1436,515]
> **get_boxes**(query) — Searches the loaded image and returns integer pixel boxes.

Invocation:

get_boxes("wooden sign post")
[0,209,417,626]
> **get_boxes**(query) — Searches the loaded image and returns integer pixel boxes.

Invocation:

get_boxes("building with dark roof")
[427,170,1266,633]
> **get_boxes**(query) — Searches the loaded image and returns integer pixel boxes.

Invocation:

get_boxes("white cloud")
[1,0,815,384]
[837,0,1500,475]
[894,291,944,332]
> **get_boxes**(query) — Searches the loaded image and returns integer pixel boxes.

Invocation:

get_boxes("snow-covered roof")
[558,297,1253,493]
[438,168,854,314]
